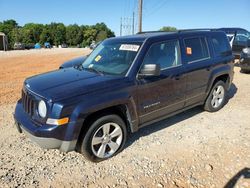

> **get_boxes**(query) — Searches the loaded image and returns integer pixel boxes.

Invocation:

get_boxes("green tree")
[66,24,82,46]
[82,26,98,46]
[0,19,19,49]
[96,30,108,42]
[159,26,177,32]
[40,26,52,44]
[94,22,115,38]
[21,23,44,44]
[52,23,66,46]
[11,28,23,43]
[0,19,115,49]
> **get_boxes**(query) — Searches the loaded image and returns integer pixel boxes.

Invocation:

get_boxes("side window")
[212,34,231,57]
[235,35,248,42]
[234,30,250,45]
[142,40,182,70]
[184,37,210,63]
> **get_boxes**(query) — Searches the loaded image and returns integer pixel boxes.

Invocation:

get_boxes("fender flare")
[63,93,139,142]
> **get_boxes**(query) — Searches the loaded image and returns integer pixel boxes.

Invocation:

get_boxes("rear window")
[212,34,231,57]
[184,37,210,63]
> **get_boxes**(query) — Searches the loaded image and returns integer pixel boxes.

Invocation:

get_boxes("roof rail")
[136,31,169,34]
[178,28,217,33]
[137,28,218,35]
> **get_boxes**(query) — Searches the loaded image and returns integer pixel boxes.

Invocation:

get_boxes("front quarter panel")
[61,82,139,142]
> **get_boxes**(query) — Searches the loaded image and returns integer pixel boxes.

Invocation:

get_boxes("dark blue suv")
[14,30,234,162]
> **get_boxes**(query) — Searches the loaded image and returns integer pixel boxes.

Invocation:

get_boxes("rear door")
[182,36,212,106]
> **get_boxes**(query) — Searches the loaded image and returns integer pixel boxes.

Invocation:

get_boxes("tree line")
[159,26,177,32]
[0,19,115,49]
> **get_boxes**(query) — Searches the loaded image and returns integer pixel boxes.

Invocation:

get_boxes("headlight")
[38,100,47,118]
[242,48,250,54]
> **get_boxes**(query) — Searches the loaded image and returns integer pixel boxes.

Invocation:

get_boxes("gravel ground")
[0,48,90,105]
[0,50,249,188]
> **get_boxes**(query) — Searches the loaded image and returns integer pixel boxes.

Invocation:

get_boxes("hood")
[25,67,126,101]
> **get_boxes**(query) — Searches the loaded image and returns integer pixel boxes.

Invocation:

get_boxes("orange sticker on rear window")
[186,47,192,55]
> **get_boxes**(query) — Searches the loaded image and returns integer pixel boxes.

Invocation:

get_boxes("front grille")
[22,90,35,116]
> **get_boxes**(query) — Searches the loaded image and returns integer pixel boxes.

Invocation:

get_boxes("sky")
[0,0,249,36]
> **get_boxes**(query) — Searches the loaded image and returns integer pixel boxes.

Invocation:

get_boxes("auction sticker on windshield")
[119,44,140,52]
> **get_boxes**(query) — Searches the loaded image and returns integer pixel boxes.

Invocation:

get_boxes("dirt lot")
[0,49,249,188]
[0,48,90,106]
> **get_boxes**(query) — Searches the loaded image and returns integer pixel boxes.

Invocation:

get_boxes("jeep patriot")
[14,30,234,162]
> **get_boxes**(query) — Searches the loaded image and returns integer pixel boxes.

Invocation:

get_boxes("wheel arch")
[213,74,230,87]
[75,104,135,150]
[206,66,232,94]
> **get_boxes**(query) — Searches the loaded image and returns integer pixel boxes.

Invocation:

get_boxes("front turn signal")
[46,117,69,126]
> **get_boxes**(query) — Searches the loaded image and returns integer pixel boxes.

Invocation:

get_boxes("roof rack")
[137,28,218,35]
[136,31,170,34]
[178,28,217,33]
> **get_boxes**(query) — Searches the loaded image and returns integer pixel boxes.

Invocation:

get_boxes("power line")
[120,0,138,35]
[144,0,168,18]
[120,17,134,36]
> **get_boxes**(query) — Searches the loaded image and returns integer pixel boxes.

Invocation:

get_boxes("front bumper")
[14,100,78,152]
[240,57,250,71]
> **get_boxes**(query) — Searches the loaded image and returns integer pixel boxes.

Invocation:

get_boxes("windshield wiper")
[74,64,106,75]
[81,66,104,75]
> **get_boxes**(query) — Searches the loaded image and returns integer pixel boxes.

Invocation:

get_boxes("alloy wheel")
[91,123,123,158]
[211,85,225,108]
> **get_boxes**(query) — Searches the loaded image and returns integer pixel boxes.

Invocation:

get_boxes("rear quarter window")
[184,37,210,63]
[212,33,231,57]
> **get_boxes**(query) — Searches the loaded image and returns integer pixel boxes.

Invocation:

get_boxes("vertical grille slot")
[22,90,35,117]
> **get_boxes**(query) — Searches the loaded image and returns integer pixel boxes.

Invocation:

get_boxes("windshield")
[82,41,141,75]
[237,30,250,39]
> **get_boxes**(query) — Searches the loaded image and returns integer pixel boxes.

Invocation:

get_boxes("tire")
[204,80,227,112]
[80,114,127,162]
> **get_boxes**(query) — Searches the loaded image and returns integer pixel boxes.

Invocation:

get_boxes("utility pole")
[120,17,123,36]
[138,0,143,33]
[132,12,135,34]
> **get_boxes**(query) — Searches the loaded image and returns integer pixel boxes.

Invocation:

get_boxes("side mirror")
[138,64,161,77]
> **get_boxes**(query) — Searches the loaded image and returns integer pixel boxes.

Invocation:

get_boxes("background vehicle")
[34,43,41,49]
[240,47,250,73]
[24,44,34,50]
[44,42,51,49]
[59,41,101,69]
[60,43,68,48]
[14,30,234,162]
[13,42,25,50]
[90,41,96,49]
[218,28,250,58]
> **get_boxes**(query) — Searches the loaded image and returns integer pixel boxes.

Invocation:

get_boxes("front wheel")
[80,114,127,162]
[204,81,227,112]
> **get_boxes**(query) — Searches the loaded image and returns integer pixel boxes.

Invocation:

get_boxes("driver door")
[136,39,186,125]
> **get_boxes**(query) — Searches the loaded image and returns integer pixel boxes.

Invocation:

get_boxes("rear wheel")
[80,114,127,162]
[204,81,227,112]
